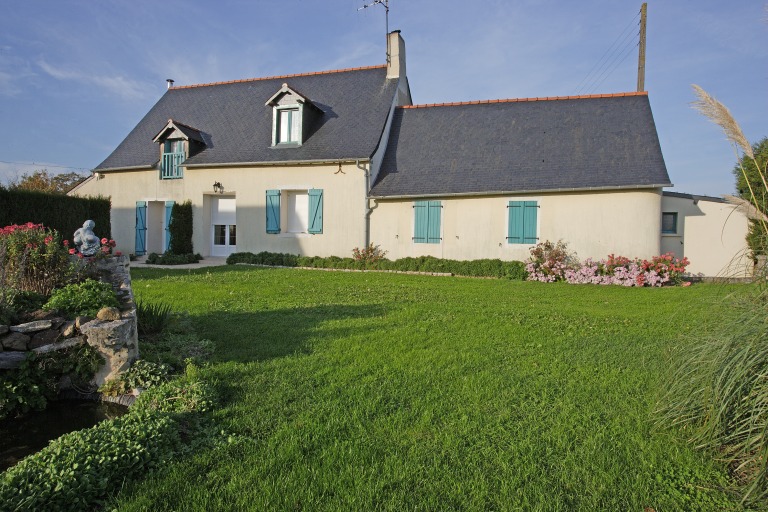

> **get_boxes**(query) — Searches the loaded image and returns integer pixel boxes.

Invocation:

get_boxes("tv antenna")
[358,0,390,37]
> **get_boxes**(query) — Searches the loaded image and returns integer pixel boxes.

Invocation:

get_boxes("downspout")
[357,160,377,247]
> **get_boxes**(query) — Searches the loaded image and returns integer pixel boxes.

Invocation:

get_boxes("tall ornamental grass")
[658,85,768,504]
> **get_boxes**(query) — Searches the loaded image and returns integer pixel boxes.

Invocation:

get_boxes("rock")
[0,325,8,335]
[0,352,27,369]
[75,316,93,329]
[33,335,85,354]
[29,329,61,350]
[10,320,53,334]
[81,318,138,386]
[50,317,66,330]
[97,307,121,321]
[2,332,31,351]
[60,320,77,338]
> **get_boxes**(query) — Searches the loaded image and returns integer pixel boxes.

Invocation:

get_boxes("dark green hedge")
[146,252,203,265]
[0,187,111,241]
[226,252,527,280]
[169,200,193,255]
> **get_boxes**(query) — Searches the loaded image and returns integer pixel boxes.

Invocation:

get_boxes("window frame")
[661,211,679,235]
[272,105,303,146]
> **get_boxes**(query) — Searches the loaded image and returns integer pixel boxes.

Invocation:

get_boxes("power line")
[0,160,91,172]
[583,40,638,94]
[575,10,641,95]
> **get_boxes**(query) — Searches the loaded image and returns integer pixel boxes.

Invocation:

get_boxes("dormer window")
[162,140,185,179]
[152,119,206,180]
[277,108,301,144]
[266,83,322,147]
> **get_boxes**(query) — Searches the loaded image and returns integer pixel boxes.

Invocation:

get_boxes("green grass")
[112,266,747,511]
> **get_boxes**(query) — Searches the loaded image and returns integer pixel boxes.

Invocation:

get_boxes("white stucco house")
[70,31,752,276]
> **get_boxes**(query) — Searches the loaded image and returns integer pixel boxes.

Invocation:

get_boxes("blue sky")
[0,0,765,196]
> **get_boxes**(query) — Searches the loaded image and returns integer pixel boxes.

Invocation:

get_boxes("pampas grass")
[658,85,768,504]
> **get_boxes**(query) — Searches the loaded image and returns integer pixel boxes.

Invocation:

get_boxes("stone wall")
[0,255,138,388]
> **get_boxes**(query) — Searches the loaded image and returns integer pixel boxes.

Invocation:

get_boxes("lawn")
[111,266,744,511]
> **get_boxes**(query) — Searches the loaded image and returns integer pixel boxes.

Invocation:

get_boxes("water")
[0,400,128,472]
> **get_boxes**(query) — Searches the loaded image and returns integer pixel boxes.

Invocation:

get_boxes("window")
[507,201,538,244]
[413,200,442,243]
[161,139,184,179]
[662,212,678,234]
[277,108,300,144]
[266,189,323,234]
[213,224,236,246]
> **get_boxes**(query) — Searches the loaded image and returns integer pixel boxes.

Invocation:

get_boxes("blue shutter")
[164,201,175,252]
[308,189,323,234]
[523,201,538,244]
[413,201,428,243]
[135,201,147,256]
[508,200,538,244]
[266,190,281,233]
[427,201,442,243]
[508,201,523,244]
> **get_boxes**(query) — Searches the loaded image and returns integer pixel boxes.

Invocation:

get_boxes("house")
[661,192,753,277]
[75,30,729,270]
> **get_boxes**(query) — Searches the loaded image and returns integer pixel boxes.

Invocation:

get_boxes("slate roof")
[96,65,398,171]
[370,93,671,198]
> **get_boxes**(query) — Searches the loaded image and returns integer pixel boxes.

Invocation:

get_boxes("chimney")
[166,79,175,89]
[386,30,406,79]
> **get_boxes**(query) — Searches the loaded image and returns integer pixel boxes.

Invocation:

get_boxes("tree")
[8,169,88,194]
[733,138,768,256]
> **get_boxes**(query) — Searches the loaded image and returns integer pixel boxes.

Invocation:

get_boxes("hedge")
[168,200,193,255]
[226,252,527,280]
[0,188,111,242]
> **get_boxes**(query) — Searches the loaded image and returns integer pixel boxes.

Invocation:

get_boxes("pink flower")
[101,246,110,254]
[101,237,108,244]
[115,250,123,256]
[69,248,76,255]
[63,239,69,246]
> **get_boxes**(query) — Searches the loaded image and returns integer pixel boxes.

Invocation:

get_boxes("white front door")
[211,197,236,257]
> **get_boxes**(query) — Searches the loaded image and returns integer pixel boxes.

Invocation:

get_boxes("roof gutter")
[95,164,155,173]
[368,183,674,200]
[185,158,370,169]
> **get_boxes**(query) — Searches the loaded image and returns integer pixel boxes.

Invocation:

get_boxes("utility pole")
[637,2,647,92]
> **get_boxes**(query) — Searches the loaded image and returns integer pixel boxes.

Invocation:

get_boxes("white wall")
[370,189,662,262]
[73,163,368,258]
[661,195,751,277]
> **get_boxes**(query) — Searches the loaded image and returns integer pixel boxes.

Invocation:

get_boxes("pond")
[0,400,128,472]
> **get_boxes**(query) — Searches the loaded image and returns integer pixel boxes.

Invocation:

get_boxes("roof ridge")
[400,91,648,109]
[170,64,387,90]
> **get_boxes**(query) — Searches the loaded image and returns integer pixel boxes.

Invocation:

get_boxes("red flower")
[63,240,69,246]
[101,237,108,244]
[115,251,123,257]
[69,248,76,255]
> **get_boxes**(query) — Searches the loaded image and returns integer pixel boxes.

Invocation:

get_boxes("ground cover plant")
[98,265,753,511]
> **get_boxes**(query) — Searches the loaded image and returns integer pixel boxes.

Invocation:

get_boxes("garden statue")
[73,220,101,256]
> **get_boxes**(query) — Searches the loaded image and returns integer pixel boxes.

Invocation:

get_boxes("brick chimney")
[386,30,406,79]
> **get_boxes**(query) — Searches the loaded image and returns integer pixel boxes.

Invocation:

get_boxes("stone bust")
[73,220,101,256]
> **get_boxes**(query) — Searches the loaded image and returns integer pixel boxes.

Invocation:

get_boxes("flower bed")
[526,241,690,287]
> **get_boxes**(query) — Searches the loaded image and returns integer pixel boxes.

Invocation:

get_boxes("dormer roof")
[264,83,318,109]
[152,119,205,144]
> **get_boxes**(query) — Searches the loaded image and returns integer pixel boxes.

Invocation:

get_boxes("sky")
[0,0,765,196]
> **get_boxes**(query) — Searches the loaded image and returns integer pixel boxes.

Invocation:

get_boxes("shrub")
[145,252,202,265]
[352,243,388,265]
[0,410,181,510]
[226,251,528,279]
[168,200,194,255]
[561,253,690,287]
[136,299,173,335]
[100,359,172,396]
[0,223,72,295]
[525,240,576,282]
[43,278,119,318]
[0,187,111,245]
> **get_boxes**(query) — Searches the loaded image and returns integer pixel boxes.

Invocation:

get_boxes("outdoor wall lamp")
[213,181,224,194]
